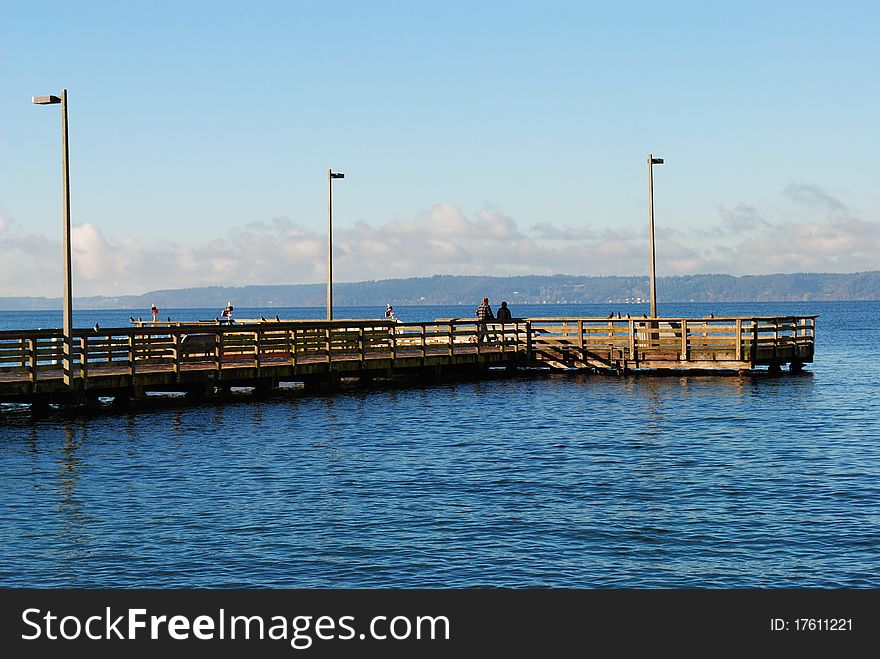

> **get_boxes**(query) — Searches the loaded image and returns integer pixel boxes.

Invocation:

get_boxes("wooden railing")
[0,319,531,385]
[0,315,815,386]
[526,315,816,367]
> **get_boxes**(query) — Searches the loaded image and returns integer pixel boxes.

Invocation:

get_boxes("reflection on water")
[55,422,93,584]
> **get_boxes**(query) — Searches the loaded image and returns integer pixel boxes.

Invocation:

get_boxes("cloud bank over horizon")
[1,184,877,297]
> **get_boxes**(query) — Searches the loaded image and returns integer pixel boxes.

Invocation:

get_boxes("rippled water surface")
[1,302,878,587]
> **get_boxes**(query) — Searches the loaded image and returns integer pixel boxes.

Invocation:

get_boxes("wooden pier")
[0,315,815,410]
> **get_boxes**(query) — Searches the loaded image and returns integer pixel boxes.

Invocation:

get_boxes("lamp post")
[647,154,664,318]
[327,169,345,321]
[33,90,73,385]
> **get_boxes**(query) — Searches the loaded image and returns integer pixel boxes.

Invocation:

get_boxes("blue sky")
[1,1,877,296]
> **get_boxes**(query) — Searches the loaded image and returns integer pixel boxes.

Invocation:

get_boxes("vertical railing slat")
[680,319,688,361]
[735,319,742,361]
[325,327,332,364]
[79,336,89,382]
[290,328,297,367]
[29,337,38,386]
[172,332,181,378]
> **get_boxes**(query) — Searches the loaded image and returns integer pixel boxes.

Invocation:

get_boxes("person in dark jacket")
[496,301,512,322]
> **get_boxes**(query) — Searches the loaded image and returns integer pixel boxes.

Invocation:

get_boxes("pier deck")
[0,315,815,408]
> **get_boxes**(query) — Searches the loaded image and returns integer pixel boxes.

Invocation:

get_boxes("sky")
[0,0,877,297]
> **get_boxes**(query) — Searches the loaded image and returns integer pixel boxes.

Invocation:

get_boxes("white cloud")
[1,184,877,297]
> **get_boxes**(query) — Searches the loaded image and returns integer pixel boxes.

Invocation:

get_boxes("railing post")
[128,334,136,378]
[254,330,261,369]
[325,327,332,364]
[421,324,427,359]
[172,332,181,378]
[810,318,816,355]
[29,337,38,386]
[359,326,365,364]
[680,319,688,361]
[752,320,758,364]
[79,336,89,386]
[290,328,297,367]
[578,320,584,352]
[526,321,533,359]
[735,318,742,361]
[214,332,223,373]
[628,319,635,361]
[448,322,454,357]
[390,325,397,361]
[61,336,71,387]
[19,338,26,369]
[773,319,779,361]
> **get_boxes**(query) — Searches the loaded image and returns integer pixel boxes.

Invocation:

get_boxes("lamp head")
[32,95,62,105]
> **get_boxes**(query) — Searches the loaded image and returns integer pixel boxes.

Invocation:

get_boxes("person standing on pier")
[385,304,395,319]
[221,302,234,324]
[475,297,494,343]
[151,304,159,323]
[496,301,512,322]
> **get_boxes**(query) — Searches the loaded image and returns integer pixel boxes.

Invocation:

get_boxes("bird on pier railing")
[709,313,715,319]
[607,312,614,319]
[617,311,621,319]
[130,316,135,323]
[138,316,143,322]
[93,323,100,332]
[625,313,631,319]
[260,315,267,322]
[275,315,280,322]
[642,313,648,318]
[167,317,171,322]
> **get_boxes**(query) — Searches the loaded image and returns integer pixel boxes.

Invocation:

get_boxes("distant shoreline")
[2,272,878,310]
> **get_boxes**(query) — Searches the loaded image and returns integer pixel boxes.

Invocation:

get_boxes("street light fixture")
[647,154,664,318]
[33,89,73,385]
[327,169,345,321]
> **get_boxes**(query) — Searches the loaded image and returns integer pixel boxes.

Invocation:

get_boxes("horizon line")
[2,270,878,301]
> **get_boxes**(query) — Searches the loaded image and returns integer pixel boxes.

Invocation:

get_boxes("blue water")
[1,301,878,587]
